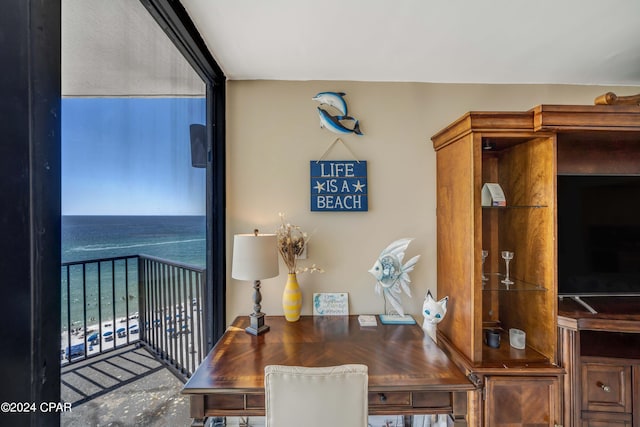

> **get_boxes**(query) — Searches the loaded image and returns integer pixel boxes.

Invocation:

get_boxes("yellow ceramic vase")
[282,273,302,322]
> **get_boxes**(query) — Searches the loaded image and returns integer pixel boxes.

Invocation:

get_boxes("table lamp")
[232,229,279,335]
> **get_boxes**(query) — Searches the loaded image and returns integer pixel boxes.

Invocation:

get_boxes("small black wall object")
[190,124,207,168]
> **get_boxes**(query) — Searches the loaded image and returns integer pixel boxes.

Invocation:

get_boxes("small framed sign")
[481,183,507,207]
[310,160,368,211]
[312,293,349,316]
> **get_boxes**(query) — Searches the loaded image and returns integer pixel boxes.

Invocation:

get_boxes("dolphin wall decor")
[316,107,363,135]
[312,91,348,115]
[313,91,363,136]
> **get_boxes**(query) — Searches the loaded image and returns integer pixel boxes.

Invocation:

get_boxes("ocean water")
[61,215,206,331]
[62,215,206,266]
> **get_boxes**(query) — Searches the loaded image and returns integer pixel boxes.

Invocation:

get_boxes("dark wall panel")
[0,1,61,425]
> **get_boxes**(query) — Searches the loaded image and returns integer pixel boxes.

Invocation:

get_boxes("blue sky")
[62,97,206,215]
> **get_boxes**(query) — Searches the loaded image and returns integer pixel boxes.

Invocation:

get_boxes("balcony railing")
[61,254,206,380]
[138,255,206,378]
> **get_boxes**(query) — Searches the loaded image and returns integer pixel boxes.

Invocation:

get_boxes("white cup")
[509,328,526,349]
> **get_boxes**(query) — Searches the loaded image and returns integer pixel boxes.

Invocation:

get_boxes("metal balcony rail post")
[137,254,206,380]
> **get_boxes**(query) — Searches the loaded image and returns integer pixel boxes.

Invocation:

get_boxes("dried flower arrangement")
[276,213,324,275]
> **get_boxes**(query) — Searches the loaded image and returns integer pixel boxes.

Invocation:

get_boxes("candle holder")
[501,251,514,287]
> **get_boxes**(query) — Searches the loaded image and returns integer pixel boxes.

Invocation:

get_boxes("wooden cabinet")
[581,361,632,414]
[485,376,560,427]
[559,298,640,427]
[432,104,640,425]
[432,108,563,426]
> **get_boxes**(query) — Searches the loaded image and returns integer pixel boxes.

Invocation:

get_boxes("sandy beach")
[61,302,203,366]
[61,312,141,361]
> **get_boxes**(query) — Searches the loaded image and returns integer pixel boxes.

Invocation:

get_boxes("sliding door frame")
[140,0,227,347]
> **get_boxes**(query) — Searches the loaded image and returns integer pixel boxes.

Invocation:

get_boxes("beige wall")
[226,81,638,325]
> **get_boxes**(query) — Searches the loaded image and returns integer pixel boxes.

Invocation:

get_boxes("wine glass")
[481,250,489,282]
[501,251,514,286]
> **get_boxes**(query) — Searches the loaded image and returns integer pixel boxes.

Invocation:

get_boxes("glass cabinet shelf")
[482,204,547,209]
[481,273,546,291]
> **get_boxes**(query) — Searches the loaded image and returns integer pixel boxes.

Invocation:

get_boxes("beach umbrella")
[103,331,113,337]
[87,333,98,341]
[116,327,125,334]
[129,324,137,329]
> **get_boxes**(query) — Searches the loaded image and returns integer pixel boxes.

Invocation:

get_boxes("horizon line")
[62,213,206,217]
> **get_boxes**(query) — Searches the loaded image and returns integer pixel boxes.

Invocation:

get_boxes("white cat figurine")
[421,290,448,343]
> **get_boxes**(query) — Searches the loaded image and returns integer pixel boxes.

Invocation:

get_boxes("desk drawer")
[412,391,451,409]
[205,394,244,410]
[246,394,265,410]
[581,362,632,413]
[204,394,265,411]
[369,392,411,406]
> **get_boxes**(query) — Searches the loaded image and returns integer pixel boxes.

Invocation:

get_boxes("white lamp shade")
[232,233,279,281]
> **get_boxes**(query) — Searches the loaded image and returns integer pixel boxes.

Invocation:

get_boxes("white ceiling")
[62,0,640,96]
[182,0,640,86]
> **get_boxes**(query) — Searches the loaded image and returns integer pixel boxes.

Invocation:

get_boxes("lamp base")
[246,312,270,335]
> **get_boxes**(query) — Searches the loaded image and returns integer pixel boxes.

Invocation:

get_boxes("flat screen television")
[557,175,640,298]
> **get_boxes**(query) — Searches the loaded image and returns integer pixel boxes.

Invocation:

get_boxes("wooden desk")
[183,315,475,426]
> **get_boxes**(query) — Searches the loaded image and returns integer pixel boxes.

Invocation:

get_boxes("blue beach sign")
[310,160,368,212]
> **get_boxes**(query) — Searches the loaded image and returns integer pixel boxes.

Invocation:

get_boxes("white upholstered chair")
[264,364,369,427]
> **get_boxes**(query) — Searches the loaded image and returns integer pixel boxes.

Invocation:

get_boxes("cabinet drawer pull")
[378,393,387,402]
[597,382,611,392]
